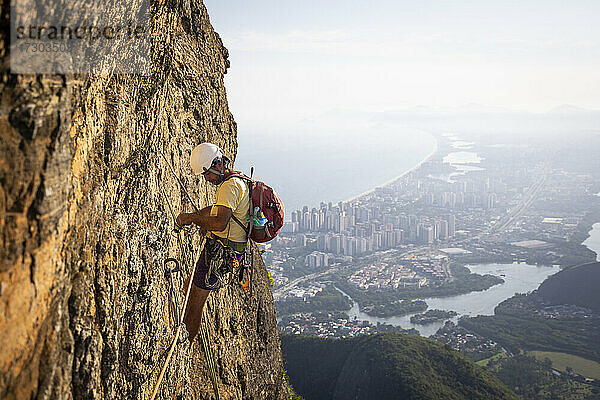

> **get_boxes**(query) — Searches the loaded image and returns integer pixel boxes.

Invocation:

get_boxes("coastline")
[343,135,439,204]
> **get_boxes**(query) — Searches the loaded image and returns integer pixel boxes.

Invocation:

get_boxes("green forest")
[488,354,600,400]
[460,294,600,363]
[281,332,518,400]
[274,285,352,316]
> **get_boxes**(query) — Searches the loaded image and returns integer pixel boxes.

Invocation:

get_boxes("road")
[488,165,549,234]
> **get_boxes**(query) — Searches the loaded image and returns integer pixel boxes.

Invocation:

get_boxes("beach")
[236,128,438,213]
[343,136,439,204]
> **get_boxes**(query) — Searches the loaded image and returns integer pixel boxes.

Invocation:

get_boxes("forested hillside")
[538,262,600,311]
[281,333,518,400]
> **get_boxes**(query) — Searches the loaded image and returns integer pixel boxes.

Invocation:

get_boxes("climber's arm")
[176,206,232,232]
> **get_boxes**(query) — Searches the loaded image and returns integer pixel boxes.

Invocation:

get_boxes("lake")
[340,262,560,337]
[429,149,485,183]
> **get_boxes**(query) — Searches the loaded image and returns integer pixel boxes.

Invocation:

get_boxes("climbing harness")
[203,233,247,291]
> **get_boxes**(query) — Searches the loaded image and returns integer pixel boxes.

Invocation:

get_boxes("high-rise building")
[394,229,404,246]
[433,220,441,240]
[419,225,434,244]
[303,211,311,231]
[358,237,369,254]
[311,210,320,231]
[448,214,456,236]
[324,211,334,231]
[373,232,383,250]
[343,236,354,256]
[328,235,341,254]
[281,221,298,233]
[487,193,497,209]
[439,220,449,240]
[295,234,307,247]
[399,215,409,230]
[384,231,395,248]
[409,215,419,228]
[305,252,329,268]
[317,235,327,251]
[448,192,457,208]
[339,212,348,232]
[333,213,341,233]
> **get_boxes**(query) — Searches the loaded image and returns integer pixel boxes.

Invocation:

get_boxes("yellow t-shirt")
[210,176,250,243]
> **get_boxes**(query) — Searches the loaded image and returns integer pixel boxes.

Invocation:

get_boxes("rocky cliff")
[0,1,288,399]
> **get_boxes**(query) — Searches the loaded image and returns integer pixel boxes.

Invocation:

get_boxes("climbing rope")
[150,167,221,400]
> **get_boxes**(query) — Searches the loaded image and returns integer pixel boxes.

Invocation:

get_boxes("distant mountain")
[538,262,600,311]
[281,333,518,400]
[292,104,600,147]
[547,104,600,115]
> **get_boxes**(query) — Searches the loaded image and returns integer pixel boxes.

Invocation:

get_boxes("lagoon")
[342,262,560,337]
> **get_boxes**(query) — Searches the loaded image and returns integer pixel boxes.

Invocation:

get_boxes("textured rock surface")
[0,1,288,399]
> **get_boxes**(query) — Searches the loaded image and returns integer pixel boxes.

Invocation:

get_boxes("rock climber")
[175,142,250,342]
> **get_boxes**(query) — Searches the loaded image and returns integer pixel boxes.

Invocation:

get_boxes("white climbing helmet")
[190,142,223,175]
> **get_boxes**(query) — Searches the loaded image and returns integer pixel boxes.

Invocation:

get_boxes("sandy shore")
[343,136,439,204]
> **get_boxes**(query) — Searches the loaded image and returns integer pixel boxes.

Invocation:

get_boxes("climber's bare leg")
[183,275,210,342]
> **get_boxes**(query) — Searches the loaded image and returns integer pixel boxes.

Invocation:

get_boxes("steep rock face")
[0,1,288,399]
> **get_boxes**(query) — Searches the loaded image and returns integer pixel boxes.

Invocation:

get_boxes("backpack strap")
[231,214,249,234]
[222,171,253,238]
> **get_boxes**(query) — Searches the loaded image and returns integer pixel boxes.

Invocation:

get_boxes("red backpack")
[224,171,285,243]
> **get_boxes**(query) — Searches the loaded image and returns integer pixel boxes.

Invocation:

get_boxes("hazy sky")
[204,1,600,126]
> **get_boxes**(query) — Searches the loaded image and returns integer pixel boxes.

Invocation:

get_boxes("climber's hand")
[176,212,194,226]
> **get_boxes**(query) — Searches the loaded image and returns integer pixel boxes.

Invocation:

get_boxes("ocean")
[233,123,437,214]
